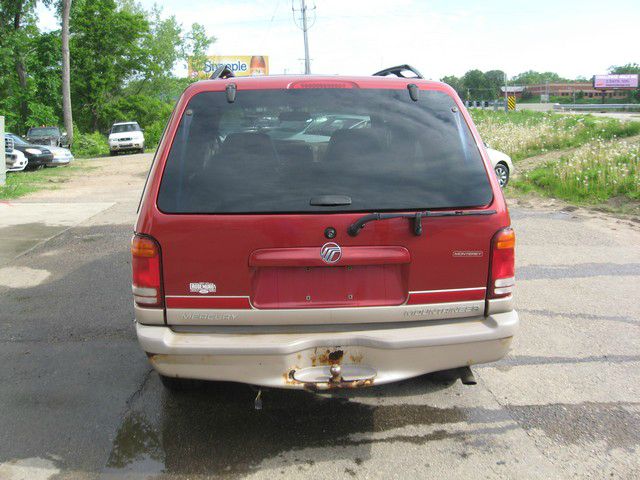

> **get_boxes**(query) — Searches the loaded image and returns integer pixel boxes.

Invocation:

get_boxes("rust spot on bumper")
[312,348,344,366]
[304,378,375,391]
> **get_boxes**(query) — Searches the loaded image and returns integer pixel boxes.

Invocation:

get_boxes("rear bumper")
[136,310,518,389]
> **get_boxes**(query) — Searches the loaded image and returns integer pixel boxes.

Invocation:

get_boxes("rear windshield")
[157,88,492,214]
[28,127,59,136]
[111,123,140,133]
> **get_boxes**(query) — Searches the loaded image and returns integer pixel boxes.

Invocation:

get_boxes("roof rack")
[209,64,235,80]
[372,64,423,79]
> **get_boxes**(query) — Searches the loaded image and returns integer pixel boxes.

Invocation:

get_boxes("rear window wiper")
[347,209,497,237]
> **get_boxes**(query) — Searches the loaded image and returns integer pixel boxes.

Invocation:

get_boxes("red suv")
[132,66,517,391]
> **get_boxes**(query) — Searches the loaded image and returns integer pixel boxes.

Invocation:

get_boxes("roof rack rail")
[209,64,235,80]
[372,64,423,79]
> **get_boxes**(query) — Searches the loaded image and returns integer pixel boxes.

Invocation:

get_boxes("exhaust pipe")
[458,366,477,385]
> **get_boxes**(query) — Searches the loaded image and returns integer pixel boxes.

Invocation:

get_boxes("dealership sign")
[188,55,269,79]
[593,74,639,89]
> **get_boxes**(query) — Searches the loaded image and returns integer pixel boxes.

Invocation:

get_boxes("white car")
[5,148,28,172]
[108,122,145,155]
[486,147,514,188]
[45,145,74,167]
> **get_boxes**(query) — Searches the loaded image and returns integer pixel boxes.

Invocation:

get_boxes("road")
[0,154,639,479]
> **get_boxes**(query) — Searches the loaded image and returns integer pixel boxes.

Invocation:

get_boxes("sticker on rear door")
[189,282,216,294]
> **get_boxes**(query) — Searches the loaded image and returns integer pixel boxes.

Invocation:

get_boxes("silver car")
[44,146,74,167]
[486,147,514,188]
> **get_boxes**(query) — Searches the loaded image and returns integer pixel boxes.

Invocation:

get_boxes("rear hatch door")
[148,82,503,325]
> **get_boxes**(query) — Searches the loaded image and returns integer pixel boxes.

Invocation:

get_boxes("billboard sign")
[593,74,639,89]
[188,55,269,79]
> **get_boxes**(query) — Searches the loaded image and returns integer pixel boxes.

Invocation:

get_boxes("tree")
[0,0,37,129]
[61,0,72,144]
[1,0,62,132]
[70,0,149,130]
[184,23,215,78]
[462,69,488,100]
[484,70,506,99]
[609,63,640,74]
[440,75,463,98]
[132,6,183,95]
[511,70,566,85]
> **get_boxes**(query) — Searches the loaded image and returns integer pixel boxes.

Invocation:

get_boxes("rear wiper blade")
[347,209,497,237]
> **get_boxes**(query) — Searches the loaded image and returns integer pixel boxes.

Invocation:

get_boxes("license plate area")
[251,264,407,309]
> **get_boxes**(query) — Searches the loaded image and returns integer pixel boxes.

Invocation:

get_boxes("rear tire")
[495,162,509,188]
[159,374,201,392]
[109,150,116,156]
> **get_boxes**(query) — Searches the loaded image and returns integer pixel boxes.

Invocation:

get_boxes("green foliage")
[98,94,173,131]
[72,130,109,157]
[144,119,167,148]
[514,139,640,204]
[471,110,640,160]
[440,75,463,97]
[511,70,568,85]
[70,0,150,131]
[133,6,184,95]
[0,0,62,133]
[184,22,215,76]
[441,69,505,100]
[609,63,640,75]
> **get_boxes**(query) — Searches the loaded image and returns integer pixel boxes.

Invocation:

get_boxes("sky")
[36,0,639,81]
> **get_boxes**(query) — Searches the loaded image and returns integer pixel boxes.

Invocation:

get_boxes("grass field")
[471,110,640,161]
[0,160,96,200]
[513,137,640,207]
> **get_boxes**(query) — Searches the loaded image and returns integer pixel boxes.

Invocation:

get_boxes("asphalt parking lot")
[0,153,639,479]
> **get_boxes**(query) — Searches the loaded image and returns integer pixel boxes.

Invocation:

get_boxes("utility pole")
[292,0,315,74]
[504,72,508,112]
[301,0,311,74]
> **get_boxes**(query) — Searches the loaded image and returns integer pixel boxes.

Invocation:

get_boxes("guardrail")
[553,103,640,112]
[464,100,506,111]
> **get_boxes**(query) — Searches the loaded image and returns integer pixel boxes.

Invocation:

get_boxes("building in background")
[524,82,628,100]
[189,55,269,79]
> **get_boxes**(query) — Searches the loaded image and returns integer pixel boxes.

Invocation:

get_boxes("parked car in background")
[6,149,28,172]
[485,147,513,188]
[108,122,145,155]
[4,136,28,172]
[5,133,54,169]
[44,145,74,167]
[26,126,70,148]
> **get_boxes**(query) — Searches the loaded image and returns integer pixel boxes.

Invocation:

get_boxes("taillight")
[488,227,515,298]
[131,234,163,308]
